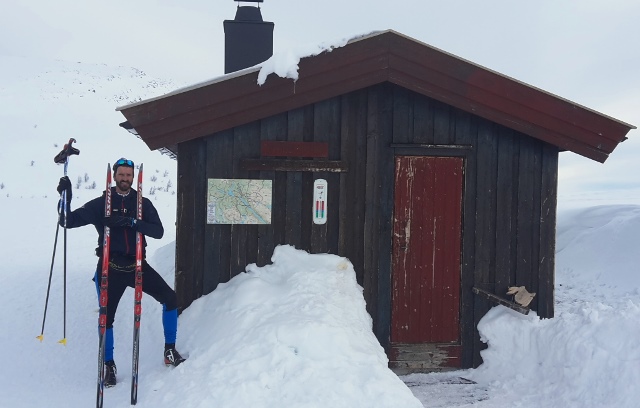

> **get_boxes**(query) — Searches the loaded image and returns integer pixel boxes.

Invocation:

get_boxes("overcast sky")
[3,0,639,199]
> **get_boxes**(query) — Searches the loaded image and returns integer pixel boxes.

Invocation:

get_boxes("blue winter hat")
[113,158,135,172]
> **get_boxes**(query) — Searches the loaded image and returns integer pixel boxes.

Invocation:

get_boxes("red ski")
[97,164,112,408]
[131,163,144,405]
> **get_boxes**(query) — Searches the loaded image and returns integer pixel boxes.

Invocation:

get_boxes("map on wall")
[206,179,272,224]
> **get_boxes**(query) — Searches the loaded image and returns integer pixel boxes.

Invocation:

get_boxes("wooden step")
[388,343,461,375]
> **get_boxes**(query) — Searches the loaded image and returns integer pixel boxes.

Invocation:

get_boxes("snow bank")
[150,245,422,408]
[466,205,640,408]
[472,303,640,407]
[556,205,640,298]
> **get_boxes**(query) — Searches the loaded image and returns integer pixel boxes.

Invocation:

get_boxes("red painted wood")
[391,156,463,343]
[260,141,329,158]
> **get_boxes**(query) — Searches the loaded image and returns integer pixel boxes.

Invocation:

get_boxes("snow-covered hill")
[0,55,179,252]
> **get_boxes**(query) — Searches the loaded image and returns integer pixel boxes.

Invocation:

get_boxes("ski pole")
[37,219,61,342]
[59,157,70,346]
[38,139,79,343]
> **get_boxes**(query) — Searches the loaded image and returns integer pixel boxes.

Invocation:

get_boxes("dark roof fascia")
[120,33,392,151]
[118,30,635,163]
[382,33,634,162]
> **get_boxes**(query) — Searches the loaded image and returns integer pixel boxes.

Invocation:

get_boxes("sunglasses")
[113,158,135,171]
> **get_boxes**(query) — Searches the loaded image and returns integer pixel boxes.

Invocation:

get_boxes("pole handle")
[54,138,80,164]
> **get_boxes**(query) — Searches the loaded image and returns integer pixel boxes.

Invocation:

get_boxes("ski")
[97,164,112,408]
[131,163,144,405]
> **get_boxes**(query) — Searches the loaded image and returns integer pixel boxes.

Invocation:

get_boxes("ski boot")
[164,344,186,367]
[104,360,117,388]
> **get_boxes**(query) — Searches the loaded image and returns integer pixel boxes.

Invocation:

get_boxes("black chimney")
[224,1,274,74]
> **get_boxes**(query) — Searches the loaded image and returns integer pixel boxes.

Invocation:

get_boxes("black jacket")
[59,187,163,258]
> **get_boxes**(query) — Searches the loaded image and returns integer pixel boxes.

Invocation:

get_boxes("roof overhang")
[117,30,635,163]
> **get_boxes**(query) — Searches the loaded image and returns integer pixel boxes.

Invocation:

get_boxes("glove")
[57,176,72,203]
[104,216,136,228]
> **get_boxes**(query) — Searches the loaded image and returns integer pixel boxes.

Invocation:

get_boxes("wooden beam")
[240,158,348,172]
[472,287,530,315]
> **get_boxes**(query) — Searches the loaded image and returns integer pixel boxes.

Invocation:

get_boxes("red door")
[391,156,464,344]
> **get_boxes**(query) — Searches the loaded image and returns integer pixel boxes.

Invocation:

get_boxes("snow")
[257,35,353,85]
[173,245,421,407]
[2,53,640,408]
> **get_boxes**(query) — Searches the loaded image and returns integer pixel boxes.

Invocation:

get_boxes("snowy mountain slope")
[0,55,179,253]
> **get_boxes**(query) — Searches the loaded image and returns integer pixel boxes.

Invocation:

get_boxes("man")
[57,158,185,388]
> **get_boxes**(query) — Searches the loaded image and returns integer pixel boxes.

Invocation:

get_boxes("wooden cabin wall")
[175,82,558,369]
[386,85,557,367]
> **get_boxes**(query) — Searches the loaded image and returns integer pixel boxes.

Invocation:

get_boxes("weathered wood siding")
[175,82,558,368]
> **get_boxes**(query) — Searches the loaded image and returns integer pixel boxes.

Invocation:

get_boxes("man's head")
[113,158,135,194]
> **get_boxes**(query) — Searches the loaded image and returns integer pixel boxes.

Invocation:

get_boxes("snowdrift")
[465,205,640,408]
[161,245,422,408]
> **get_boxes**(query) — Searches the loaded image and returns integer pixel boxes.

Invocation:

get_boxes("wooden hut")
[117,30,635,371]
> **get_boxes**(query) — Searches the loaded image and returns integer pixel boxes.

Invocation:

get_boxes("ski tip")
[36,334,44,342]
[58,338,67,346]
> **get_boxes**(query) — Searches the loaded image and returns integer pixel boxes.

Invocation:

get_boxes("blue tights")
[95,271,178,362]
[101,307,177,361]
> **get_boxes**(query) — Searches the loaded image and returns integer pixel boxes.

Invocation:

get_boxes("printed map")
[206,179,272,224]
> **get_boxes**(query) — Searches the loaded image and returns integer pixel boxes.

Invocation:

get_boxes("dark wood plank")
[326,98,342,256]
[412,93,434,144]
[299,106,316,253]
[192,143,206,300]
[258,114,286,264]
[392,86,412,144]
[245,127,263,269]
[472,118,497,368]
[432,99,452,145]
[310,98,341,253]
[205,131,234,285]
[229,122,261,279]
[338,94,354,258]
[530,138,544,312]
[538,144,558,318]
[175,138,206,310]
[452,108,477,369]
[364,84,384,345]
[370,83,395,348]
[495,127,516,293]
[516,135,535,295]
[284,110,305,247]
[338,90,368,283]
[474,119,497,290]
[377,105,395,346]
